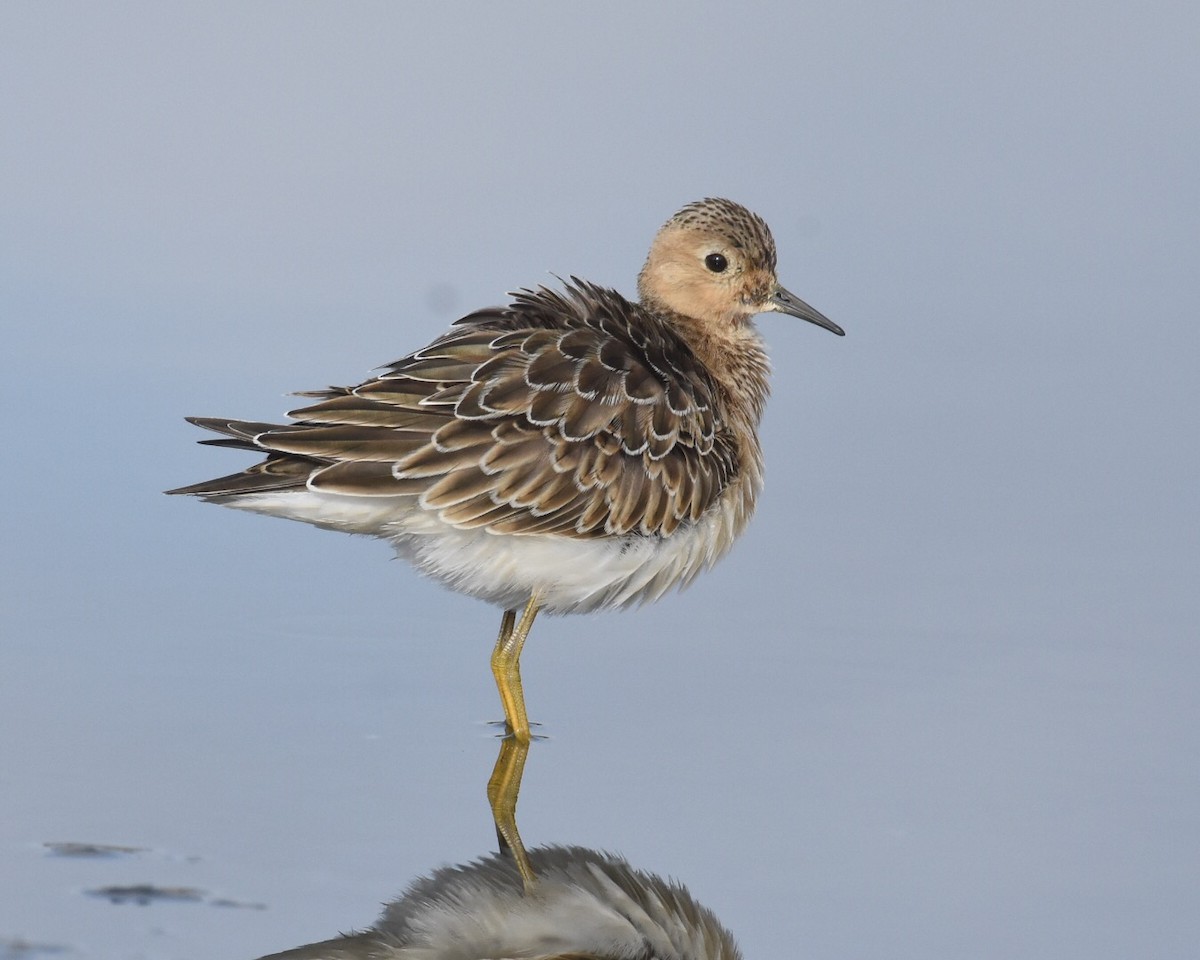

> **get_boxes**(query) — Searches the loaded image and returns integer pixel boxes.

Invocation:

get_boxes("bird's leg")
[487,597,542,894]
[490,596,540,744]
[487,733,537,894]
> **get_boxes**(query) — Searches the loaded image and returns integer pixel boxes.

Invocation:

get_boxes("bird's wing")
[171,282,739,539]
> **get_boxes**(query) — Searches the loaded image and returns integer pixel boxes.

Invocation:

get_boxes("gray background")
[2,2,1197,958]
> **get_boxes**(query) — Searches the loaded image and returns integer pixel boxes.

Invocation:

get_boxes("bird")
[168,198,843,747]
[251,845,742,960]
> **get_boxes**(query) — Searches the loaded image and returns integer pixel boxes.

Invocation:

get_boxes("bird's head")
[638,197,843,336]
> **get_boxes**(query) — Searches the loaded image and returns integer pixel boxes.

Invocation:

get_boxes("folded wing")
[168,281,739,540]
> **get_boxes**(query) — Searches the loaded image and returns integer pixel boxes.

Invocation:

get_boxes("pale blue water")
[2,4,1198,958]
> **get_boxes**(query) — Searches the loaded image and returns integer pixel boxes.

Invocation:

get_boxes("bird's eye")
[704,253,728,273]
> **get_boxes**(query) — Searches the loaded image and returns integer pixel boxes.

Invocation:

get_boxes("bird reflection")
[253,738,740,960]
[255,844,740,960]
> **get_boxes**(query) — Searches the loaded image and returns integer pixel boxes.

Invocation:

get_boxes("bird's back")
[169,280,753,539]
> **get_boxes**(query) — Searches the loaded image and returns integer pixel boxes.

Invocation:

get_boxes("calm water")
[3,4,1198,958]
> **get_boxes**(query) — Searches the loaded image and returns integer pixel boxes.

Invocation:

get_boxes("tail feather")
[184,416,280,440]
[197,437,262,451]
[165,455,316,497]
[167,417,317,497]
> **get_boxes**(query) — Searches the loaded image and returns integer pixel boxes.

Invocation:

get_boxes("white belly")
[214,488,746,614]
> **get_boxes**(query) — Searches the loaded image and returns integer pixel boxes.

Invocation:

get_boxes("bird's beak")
[770,285,845,336]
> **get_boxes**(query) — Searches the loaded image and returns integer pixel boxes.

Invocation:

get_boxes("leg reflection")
[487,733,537,894]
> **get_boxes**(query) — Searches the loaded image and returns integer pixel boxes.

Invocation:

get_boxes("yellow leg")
[490,596,540,744]
[486,733,537,894]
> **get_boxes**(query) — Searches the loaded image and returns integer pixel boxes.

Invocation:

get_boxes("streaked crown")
[667,197,778,274]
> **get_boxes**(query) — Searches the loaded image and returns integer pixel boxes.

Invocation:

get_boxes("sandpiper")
[168,198,843,745]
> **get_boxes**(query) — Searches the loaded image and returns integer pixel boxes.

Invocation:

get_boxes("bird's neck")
[648,301,772,430]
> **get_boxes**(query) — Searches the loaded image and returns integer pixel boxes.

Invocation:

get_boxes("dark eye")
[704,252,728,273]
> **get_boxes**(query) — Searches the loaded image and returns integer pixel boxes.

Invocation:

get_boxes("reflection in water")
[254,737,741,960]
[255,845,741,960]
[486,733,536,892]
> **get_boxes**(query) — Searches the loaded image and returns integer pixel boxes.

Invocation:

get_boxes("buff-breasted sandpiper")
[168,199,843,865]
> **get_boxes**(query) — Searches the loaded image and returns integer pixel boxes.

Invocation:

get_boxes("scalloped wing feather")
[173,282,738,538]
